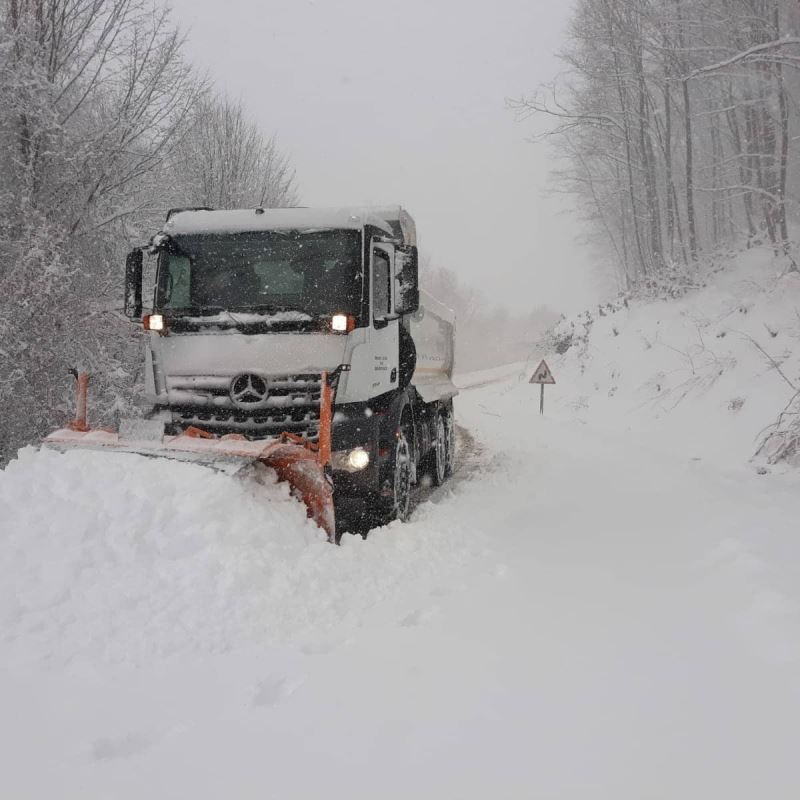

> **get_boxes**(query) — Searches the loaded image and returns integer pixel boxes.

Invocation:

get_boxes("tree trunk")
[724,85,756,242]
[605,0,648,279]
[637,48,663,272]
[664,77,676,263]
[773,2,790,254]
[710,112,723,248]
[676,0,697,260]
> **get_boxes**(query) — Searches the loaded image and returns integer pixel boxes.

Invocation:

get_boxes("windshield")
[155,229,363,317]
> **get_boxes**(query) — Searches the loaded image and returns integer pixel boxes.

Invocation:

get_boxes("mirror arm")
[148,232,172,254]
[373,312,400,328]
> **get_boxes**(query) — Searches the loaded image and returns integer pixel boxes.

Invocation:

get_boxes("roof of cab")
[163,207,395,237]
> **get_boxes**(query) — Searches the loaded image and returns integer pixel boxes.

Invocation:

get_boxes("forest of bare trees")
[0,0,296,462]
[515,0,800,291]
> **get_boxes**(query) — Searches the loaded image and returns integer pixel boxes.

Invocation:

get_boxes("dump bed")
[410,290,457,404]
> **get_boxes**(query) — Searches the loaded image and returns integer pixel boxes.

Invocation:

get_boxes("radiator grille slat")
[166,372,323,440]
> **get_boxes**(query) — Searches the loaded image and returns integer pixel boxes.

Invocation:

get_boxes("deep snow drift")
[2,254,800,798]
[1,447,488,668]
[547,247,800,467]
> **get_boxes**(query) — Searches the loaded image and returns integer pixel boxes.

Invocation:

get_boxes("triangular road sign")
[530,359,556,385]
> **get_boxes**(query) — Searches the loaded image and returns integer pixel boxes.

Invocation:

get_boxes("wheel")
[377,423,413,526]
[389,428,414,521]
[443,406,455,478]
[431,413,448,486]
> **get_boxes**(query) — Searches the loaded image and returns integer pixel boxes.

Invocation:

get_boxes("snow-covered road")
[2,366,800,798]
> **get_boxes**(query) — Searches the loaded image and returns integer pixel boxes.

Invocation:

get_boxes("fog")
[167,0,598,315]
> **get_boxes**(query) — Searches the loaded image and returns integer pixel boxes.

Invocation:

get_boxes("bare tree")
[0,1,298,463]
[169,94,297,210]
[514,0,800,291]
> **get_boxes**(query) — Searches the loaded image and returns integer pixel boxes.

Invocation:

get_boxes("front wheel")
[389,429,414,521]
[431,413,448,486]
[443,406,455,478]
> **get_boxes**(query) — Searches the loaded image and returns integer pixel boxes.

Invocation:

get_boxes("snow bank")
[543,247,800,467]
[0,447,486,668]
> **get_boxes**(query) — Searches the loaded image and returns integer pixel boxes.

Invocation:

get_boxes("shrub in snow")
[758,394,800,465]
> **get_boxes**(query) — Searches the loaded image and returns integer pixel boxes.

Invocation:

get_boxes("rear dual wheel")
[431,406,455,486]
[383,405,454,525]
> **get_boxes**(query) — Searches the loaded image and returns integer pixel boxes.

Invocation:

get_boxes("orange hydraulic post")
[317,371,333,467]
[68,372,90,432]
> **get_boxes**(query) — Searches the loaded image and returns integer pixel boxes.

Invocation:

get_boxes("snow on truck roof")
[163,207,407,238]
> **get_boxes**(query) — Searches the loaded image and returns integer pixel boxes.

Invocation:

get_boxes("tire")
[379,424,414,525]
[431,413,448,486]
[443,405,455,478]
[389,428,414,522]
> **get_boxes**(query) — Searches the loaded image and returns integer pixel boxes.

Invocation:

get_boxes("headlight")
[331,446,370,472]
[143,313,164,331]
[331,313,355,333]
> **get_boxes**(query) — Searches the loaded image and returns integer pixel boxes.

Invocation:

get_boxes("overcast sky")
[167,0,601,314]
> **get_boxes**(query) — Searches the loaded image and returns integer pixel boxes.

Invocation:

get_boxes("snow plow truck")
[45,206,457,540]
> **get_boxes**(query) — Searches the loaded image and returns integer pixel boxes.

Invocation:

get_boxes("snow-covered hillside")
[546,247,800,467]
[2,257,800,798]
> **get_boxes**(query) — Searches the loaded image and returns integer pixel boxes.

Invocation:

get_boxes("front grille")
[166,372,323,440]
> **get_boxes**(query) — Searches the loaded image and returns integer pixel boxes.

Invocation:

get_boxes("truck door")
[368,242,399,396]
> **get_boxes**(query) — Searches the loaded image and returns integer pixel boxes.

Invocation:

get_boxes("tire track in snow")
[411,423,489,513]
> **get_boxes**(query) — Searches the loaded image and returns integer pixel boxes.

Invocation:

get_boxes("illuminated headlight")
[144,313,164,331]
[332,447,370,472]
[331,313,355,333]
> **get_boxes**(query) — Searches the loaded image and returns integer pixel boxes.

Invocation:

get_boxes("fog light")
[347,447,370,470]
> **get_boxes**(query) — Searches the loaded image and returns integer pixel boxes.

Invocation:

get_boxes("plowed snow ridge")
[0,446,489,667]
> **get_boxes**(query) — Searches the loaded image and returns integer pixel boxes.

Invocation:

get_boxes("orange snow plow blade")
[43,373,336,540]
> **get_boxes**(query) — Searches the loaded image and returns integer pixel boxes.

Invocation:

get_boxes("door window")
[164,254,191,308]
[373,248,391,321]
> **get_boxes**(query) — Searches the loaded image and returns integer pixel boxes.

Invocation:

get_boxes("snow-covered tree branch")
[0,0,299,462]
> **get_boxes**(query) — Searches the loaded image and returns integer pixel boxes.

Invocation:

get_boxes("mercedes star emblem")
[230,373,270,409]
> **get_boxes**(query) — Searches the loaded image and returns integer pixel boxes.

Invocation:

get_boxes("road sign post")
[529,359,556,415]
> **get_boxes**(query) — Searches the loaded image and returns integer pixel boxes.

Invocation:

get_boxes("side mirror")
[124,249,143,319]
[395,245,419,315]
